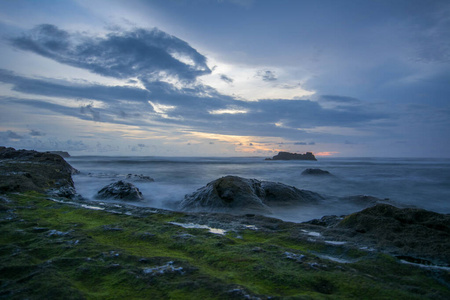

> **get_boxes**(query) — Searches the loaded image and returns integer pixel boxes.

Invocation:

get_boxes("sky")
[0,0,449,157]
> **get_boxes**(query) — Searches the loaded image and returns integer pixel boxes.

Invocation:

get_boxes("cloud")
[80,103,101,121]
[29,129,45,136]
[294,142,307,145]
[319,95,361,105]
[2,24,391,151]
[1,69,389,141]
[0,68,150,103]
[256,70,277,81]
[220,74,233,84]
[10,24,211,82]
[6,130,23,139]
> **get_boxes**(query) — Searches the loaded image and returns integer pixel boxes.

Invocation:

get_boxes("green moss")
[0,192,449,299]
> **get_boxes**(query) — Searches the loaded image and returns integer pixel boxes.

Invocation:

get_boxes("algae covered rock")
[335,204,450,265]
[96,180,143,201]
[0,147,78,195]
[180,175,323,214]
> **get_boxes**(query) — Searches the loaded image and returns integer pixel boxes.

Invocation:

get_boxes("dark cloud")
[80,104,100,121]
[220,74,233,84]
[29,129,45,136]
[0,69,150,103]
[256,70,277,81]
[6,130,23,139]
[1,71,388,140]
[10,24,211,82]
[294,142,307,145]
[3,23,389,142]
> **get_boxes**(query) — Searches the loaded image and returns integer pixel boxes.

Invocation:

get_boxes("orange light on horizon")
[315,151,339,156]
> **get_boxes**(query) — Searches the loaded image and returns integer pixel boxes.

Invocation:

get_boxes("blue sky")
[0,0,449,157]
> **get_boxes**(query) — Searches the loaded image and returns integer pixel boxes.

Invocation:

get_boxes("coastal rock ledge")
[0,146,78,197]
[179,175,324,214]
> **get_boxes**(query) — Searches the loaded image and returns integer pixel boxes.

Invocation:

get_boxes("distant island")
[266,151,317,161]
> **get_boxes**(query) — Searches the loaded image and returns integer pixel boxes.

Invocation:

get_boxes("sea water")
[67,156,450,222]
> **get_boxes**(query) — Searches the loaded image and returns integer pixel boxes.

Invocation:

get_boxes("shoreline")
[1,147,449,299]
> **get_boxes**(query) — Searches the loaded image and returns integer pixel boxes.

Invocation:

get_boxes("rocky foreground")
[1,147,449,299]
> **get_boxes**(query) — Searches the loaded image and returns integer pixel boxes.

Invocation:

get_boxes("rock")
[301,168,331,176]
[342,195,383,206]
[48,186,78,199]
[125,174,155,182]
[180,175,323,214]
[47,151,71,158]
[0,147,78,195]
[96,180,143,201]
[335,204,450,265]
[266,151,317,161]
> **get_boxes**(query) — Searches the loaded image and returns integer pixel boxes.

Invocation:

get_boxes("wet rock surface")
[0,147,78,196]
[125,173,155,182]
[96,180,144,201]
[327,204,450,265]
[180,175,324,214]
[301,168,332,176]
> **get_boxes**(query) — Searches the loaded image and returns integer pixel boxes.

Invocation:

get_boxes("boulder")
[301,168,331,176]
[335,204,450,265]
[0,147,78,195]
[96,180,143,201]
[180,175,324,214]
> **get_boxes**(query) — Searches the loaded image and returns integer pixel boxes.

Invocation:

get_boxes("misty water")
[67,156,450,222]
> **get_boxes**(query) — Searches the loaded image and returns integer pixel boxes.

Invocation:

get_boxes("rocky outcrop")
[126,174,155,182]
[326,204,450,265]
[96,180,143,201]
[301,168,331,176]
[0,147,78,196]
[180,175,324,214]
[266,151,317,161]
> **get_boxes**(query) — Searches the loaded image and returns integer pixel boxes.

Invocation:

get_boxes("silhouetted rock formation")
[180,175,324,214]
[301,168,331,176]
[266,151,317,161]
[96,180,143,201]
[0,147,78,196]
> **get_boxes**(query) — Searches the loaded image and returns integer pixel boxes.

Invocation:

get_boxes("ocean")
[67,156,450,222]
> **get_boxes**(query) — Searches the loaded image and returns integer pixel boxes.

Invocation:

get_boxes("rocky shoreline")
[1,147,449,299]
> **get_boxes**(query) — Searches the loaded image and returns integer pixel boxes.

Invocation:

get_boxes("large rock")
[0,147,78,196]
[334,204,450,265]
[266,151,317,161]
[179,175,324,214]
[96,180,143,201]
